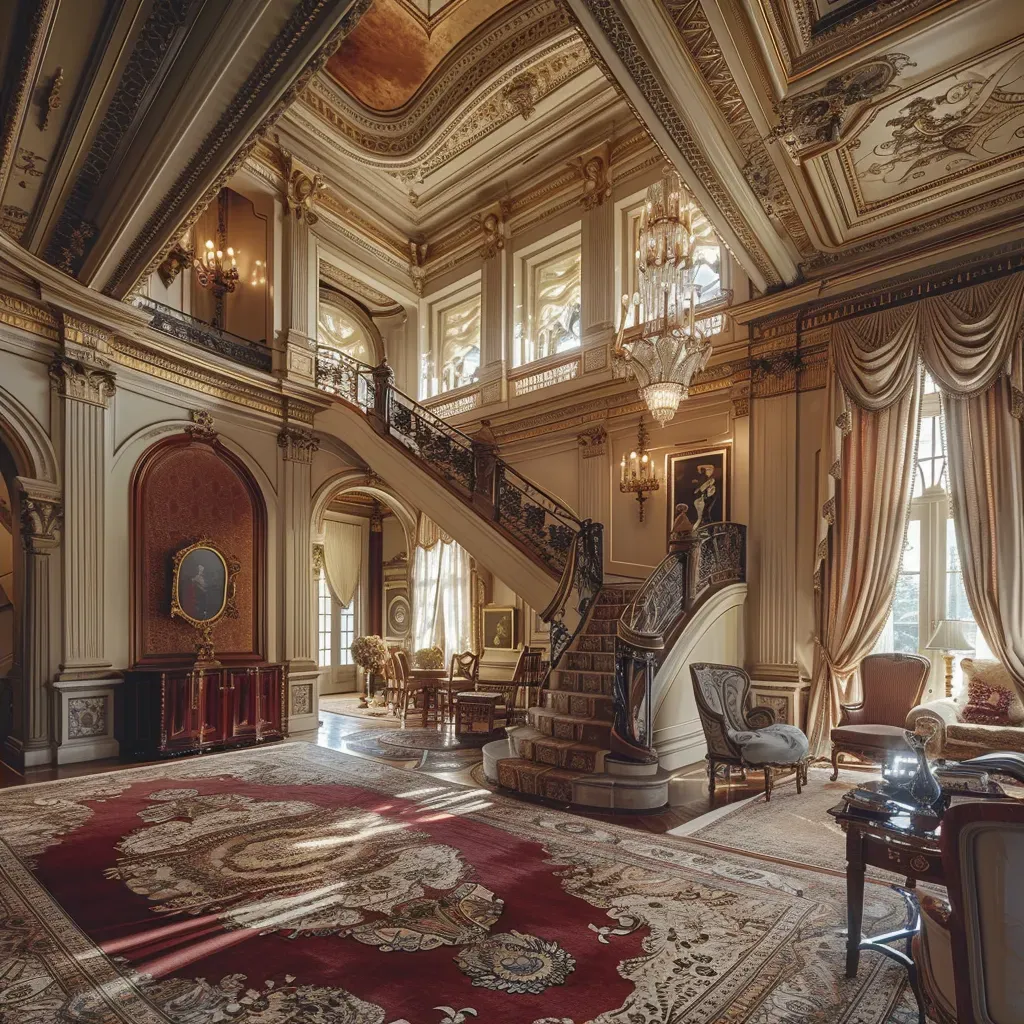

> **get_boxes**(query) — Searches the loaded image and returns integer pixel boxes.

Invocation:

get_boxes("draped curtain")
[323,520,362,608]
[412,514,471,656]
[807,274,1024,755]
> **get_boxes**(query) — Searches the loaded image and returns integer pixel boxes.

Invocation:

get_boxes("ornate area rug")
[0,743,918,1023]
[345,728,487,773]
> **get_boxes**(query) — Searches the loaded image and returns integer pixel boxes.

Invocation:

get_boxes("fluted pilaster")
[577,426,609,531]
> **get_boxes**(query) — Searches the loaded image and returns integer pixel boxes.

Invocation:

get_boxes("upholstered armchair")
[912,800,1024,1023]
[690,663,810,801]
[830,652,931,778]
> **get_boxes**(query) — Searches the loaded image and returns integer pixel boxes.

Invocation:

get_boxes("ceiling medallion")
[614,168,714,426]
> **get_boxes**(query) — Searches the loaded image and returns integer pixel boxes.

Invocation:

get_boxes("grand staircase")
[484,585,672,811]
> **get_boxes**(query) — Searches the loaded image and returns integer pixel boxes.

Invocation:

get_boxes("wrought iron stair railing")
[316,346,603,669]
[612,522,747,763]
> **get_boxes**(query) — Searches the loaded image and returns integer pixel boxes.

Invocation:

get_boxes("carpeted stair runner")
[492,586,668,808]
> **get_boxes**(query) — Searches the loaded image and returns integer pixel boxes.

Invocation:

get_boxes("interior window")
[318,304,373,363]
[438,295,481,393]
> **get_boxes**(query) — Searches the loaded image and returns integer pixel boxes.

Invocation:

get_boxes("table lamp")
[924,619,974,698]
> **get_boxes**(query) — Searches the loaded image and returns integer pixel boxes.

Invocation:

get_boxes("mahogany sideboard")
[120,664,287,759]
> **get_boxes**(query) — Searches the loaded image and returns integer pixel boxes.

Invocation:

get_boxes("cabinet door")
[196,671,228,746]
[161,672,201,751]
[256,666,284,738]
[227,668,259,741]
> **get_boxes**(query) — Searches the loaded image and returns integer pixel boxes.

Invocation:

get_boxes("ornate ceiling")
[0,0,371,298]
[570,0,1024,291]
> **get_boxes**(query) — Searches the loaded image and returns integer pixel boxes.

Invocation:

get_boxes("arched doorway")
[311,476,416,702]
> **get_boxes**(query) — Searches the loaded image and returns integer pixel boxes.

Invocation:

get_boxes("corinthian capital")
[49,355,116,407]
[17,479,62,549]
[278,426,319,463]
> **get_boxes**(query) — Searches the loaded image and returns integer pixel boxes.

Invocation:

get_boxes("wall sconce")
[619,417,660,522]
[250,259,266,288]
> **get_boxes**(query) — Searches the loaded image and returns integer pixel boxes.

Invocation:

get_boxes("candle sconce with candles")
[619,417,660,522]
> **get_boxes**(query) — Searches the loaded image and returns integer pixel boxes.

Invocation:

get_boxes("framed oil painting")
[667,445,729,540]
[170,539,239,628]
[483,606,518,651]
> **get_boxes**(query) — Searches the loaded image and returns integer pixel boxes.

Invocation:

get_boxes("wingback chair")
[912,800,1024,1023]
[830,652,931,779]
[690,663,811,801]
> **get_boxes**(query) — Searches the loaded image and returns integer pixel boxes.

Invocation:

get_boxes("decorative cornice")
[318,260,402,313]
[0,291,58,340]
[45,0,201,274]
[579,0,783,287]
[105,0,373,298]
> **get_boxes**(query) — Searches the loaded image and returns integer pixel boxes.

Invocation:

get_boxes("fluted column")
[280,211,315,383]
[478,212,506,408]
[577,426,610,530]
[580,147,614,377]
[6,484,61,768]
[278,425,319,735]
[49,347,115,678]
[749,391,798,679]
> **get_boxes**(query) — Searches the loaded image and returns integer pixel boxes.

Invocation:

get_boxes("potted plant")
[350,634,391,707]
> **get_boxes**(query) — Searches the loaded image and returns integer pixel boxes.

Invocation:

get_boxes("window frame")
[421,273,482,400]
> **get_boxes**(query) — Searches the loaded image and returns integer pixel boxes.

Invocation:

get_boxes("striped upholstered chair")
[830,652,931,779]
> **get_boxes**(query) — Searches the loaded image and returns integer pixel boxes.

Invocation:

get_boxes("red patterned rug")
[0,743,918,1023]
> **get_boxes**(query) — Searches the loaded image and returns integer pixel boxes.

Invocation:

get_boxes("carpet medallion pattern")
[0,744,916,1023]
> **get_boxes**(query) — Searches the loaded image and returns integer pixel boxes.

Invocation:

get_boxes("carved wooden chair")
[690,662,810,801]
[911,800,1024,1023]
[830,652,931,778]
[445,651,480,720]
[396,649,444,725]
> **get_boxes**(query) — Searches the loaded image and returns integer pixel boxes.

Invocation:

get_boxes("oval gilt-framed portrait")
[170,540,238,628]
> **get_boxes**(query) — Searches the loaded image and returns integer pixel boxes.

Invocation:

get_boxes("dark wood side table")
[827,801,943,982]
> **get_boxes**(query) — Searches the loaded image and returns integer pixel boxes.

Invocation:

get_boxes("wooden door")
[227,668,259,741]
[160,671,202,752]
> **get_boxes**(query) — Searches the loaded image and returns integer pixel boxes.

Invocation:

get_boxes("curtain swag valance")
[832,273,1024,412]
[416,513,454,549]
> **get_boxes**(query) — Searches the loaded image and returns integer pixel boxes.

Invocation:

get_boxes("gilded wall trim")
[0,292,59,340]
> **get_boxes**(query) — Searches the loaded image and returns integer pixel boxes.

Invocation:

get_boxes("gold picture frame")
[170,539,241,660]
[482,606,518,651]
[667,445,730,542]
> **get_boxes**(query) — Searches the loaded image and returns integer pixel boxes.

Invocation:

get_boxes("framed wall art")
[170,538,241,661]
[667,445,730,542]
[482,606,518,651]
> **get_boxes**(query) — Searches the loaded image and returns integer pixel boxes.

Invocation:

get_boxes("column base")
[749,678,811,729]
[52,678,122,764]
[57,663,119,681]
[287,664,320,736]
[4,737,55,770]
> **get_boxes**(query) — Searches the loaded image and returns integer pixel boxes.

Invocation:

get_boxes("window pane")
[529,247,581,363]
[891,573,920,653]
[438,295,481,394]
[338,601,355,666]
[318,305,372,363]
[902,519,921,573]
[317,575,332,668]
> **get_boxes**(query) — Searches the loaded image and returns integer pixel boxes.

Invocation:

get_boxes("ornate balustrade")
[131,297,272,372]
[315,346,603,669]
[612,522,746,763]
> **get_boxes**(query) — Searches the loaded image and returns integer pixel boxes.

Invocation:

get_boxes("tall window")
[422,281,481,398]
[318,300,374,363]
[338,600,355,666]
[513,228,581,368]
[875,375,992,693]
[317,574,332,668]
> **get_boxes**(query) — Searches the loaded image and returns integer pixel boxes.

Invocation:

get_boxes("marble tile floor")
[0,707,790,834]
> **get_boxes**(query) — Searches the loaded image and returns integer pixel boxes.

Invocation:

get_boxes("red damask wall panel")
[131,436,266,666]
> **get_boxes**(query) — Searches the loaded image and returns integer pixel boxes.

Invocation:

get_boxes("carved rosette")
[48,356,116,407]
[278,426,319,463]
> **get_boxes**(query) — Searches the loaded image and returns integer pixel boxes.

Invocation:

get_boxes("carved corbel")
[574,143,612,210]
[476,202,508,260]
[409,240,428,295]
[185,410,217,443]
[278,426,319,463]
[158,240,195,287]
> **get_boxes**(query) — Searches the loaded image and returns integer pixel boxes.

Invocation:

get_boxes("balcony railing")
[316,344,603,670]
[131,296,272,373]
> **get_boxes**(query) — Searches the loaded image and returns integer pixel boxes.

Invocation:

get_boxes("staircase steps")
[485,584,670,811]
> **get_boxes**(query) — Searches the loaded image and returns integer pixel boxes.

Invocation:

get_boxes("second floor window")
[514,228,581,368]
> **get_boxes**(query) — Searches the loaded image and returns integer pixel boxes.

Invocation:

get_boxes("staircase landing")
[484,585,670,811]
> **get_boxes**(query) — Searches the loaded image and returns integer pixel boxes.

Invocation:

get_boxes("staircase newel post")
[369,359,393,436]
[471,420,500,517]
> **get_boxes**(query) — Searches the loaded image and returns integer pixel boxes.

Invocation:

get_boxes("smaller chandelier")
[615,167,715,426]
[619,417,660,522]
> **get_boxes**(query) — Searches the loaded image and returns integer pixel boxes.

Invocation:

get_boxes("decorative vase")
[904,729,944,810]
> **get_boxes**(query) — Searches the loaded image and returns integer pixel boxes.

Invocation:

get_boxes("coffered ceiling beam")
[567,0,799,292]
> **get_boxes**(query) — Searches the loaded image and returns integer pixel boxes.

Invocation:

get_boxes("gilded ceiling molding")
[298,1,573,156]
[0,0,58,198]
[318,260,403,314]
[660,0,815,257]
[578,0,783,287]
[44,0,202,275]
[0,291,59,341]
[105,0,374,300]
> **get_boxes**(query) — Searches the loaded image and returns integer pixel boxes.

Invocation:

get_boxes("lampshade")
[924,619,974,653]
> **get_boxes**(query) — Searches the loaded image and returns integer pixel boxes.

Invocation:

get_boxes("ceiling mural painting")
[841,42,1024,212]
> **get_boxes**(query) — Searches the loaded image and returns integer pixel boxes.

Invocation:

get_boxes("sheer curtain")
[412,514,472,656]
[808,273,1024,754]
[323,520,362,607]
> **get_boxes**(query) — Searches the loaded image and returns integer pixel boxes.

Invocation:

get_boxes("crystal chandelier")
[615,167,714,426]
